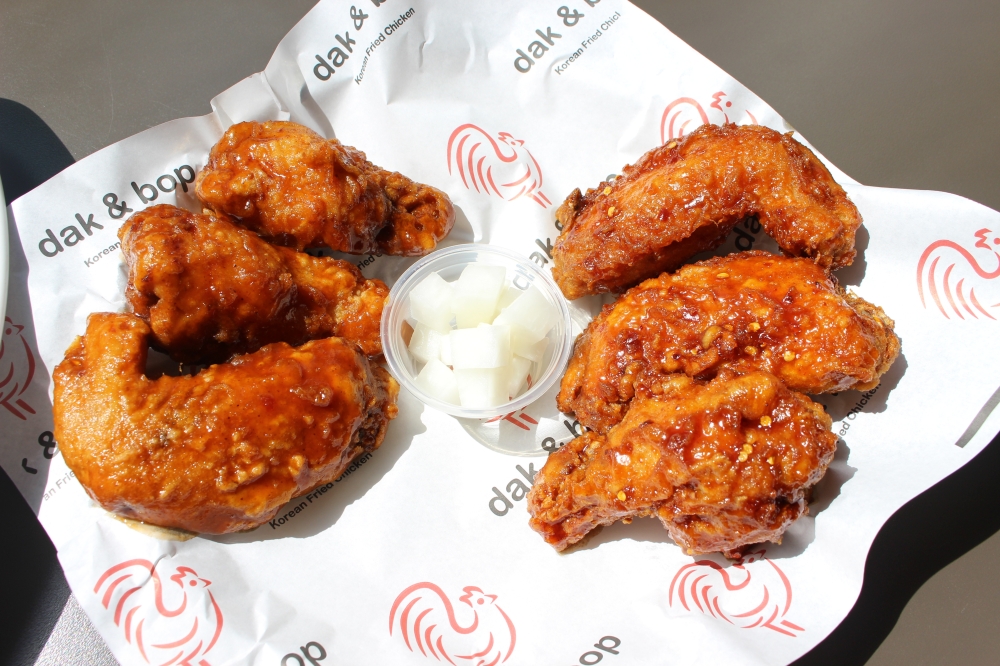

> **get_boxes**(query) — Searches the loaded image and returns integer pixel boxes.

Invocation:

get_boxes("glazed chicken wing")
[53,313,399,534]
[195,121,455,256]
[120,204,388,363]
[529,371,837,556]
[552,124,862,299]
[559,251,899,434]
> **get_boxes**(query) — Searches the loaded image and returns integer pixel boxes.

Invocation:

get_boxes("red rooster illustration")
[484,409,538,431]
[660,91,759,144]
[94,559,224,666]
[917,228,1000,319]
[0,316,36,420]
[389,582,516,666]
[447,124,552,208]
[668,549,804,637]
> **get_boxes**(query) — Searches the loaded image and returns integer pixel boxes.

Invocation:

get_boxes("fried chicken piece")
[119,204,388,363]
[529,371,837,556]
[552,124,862,299]
[195,120,455,256]
[53,312,399,534]
[559,251,899,434]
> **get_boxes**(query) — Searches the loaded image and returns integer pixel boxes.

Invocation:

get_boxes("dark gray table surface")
[2,1,999,664]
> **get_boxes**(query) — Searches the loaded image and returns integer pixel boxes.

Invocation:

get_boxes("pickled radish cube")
[455,368,507,408]
[493,285,558,344]
[409,272,454,333]
[450,325,511,369]
[496,285,521,311]
[507,355,533,397]
[415,358,459,403]
[408,323,446,364]
[440,334,453,365]
[453,264,506,328]
[513,335,549,363]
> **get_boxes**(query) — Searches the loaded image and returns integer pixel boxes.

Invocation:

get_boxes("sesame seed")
[716,272,729,278]
[738,443,754,461]
[603,186,612,195]
[667,141,679,149]
[760,415,772,427]
[617,490,627,501]
[701,325,721,349]
[744,345,758,356]
[783,350,795,362]
[748,322,761,332]
[767,457,775,465]
[608,206,617,216]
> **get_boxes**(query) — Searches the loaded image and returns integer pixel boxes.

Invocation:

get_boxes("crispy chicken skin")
[195,120,455,256]
[558,252,900,434]
[529,371,837,556]
[119,204,388,363]
[53,313,399,534]
[552,124,862,299]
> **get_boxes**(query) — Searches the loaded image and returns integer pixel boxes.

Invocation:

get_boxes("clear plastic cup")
[381,243,573,421]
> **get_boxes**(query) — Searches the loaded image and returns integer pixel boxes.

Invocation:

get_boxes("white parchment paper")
[5,1,1000,664]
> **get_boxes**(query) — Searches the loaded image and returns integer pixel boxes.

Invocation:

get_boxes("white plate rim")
[0,175,9,326]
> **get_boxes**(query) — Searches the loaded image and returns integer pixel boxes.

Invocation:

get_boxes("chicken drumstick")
[54,312,399,534]
[552,124,862,299]
[529,371,837,556]
[558,251,899,434]
[120,204,388,363]
[195,120,455,256]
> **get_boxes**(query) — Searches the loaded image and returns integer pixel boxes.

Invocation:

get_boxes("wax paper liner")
[4,1,1000,664]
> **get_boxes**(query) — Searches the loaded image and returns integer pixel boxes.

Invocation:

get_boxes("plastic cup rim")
[380,243,573,420]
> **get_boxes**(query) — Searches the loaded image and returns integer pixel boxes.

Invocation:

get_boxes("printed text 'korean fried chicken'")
[120,204,388,363]
[529,371,837,556]
[558,252,899,434]
[53,313,399,534]
[195,121,455,256]
[552,124,862,299]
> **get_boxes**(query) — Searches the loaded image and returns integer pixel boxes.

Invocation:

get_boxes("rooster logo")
[0,316,36,420]
[917,228,1000,319]
[446,124,552,208]
[484,409,538,431]
[668,549,804,637]
[94,559,224,666]
[389,582,516,665]
[660,91,759,144]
